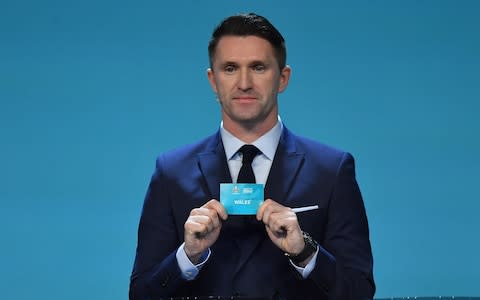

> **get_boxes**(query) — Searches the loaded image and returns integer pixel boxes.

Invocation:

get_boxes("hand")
[184,199,227,264]
[256,199,305,256]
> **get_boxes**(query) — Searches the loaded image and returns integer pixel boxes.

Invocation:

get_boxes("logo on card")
[243,187,253,193]
[232,185,240,194]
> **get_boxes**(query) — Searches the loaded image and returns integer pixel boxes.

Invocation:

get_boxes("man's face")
[208,35,290,130]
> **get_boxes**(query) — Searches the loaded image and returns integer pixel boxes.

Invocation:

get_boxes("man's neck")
[222,115,278,144]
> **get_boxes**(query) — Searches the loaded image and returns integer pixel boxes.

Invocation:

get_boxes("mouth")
[233,96,257,102]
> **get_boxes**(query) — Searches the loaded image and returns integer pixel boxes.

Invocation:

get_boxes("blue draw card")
[220,183,264,215]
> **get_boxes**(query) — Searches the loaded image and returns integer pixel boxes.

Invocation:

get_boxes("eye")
[224,65,236,74]
[252,64,266,73]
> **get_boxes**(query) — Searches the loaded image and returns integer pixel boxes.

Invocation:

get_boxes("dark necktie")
[233,144,262,232]
[237,144,260,183]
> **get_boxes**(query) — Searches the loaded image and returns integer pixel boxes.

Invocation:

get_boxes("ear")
[207,68,218,94]
[278,65,291,93]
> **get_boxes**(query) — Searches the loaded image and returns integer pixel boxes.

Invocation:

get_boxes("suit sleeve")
[308,152,375,299]
[129,155,189,300]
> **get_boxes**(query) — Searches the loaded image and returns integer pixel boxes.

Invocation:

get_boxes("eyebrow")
[220,61,239,67]
[218,60,269,68]
[249,60,269,67]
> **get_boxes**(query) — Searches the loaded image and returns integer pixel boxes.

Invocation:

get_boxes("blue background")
[1,1,479,298]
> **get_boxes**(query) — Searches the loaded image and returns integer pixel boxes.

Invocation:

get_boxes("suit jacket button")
[161,275,170,287]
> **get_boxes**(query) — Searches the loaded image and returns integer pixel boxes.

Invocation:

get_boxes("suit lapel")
[265,127,305,206]
[197,132,232,200]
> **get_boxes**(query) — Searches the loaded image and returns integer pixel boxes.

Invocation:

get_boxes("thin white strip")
[291,205,319,213]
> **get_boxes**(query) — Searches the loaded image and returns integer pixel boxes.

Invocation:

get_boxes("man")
[130,13,375,300]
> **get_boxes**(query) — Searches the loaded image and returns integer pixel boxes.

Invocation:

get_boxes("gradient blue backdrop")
[1,1,479,299]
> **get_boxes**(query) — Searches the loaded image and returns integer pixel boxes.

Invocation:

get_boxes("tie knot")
[238,144,260,165]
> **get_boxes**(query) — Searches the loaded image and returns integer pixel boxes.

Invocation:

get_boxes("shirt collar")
[220,116,283,161]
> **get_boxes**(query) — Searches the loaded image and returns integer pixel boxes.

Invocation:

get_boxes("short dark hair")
[208,13,287,69]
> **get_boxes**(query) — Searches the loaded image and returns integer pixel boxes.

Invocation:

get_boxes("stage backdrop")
[1,1,479,299]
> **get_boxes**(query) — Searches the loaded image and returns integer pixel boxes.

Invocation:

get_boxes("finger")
[262,205,273,227]
[185,218,210,237]
[257,198,274,221]
[190,207,211,216]
[191,203,224,228]
[203,199,228,220]
[188,215,214,232]
[264,211,284,235]
[261,200,285,226]
[191,206,221,228]
[206,207,221,229]
[190,205,221,231]
[188,214,212,224]
[270,213,298,235]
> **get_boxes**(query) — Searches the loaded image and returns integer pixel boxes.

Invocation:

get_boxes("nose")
[237,68,253,91]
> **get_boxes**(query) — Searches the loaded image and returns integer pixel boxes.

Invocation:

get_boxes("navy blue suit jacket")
[129,127,375,300]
